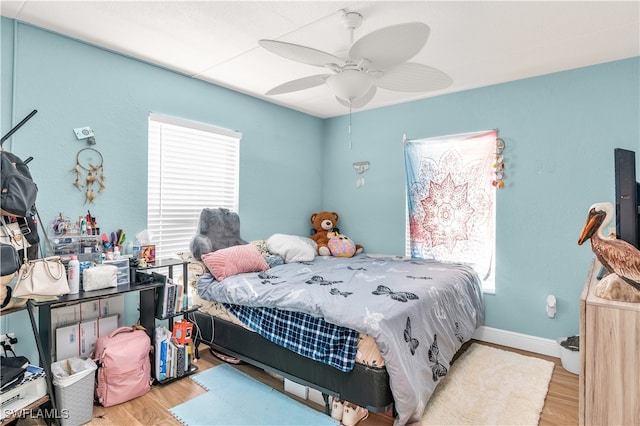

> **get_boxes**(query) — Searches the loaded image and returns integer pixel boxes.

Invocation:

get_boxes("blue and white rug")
[169,364,339,425]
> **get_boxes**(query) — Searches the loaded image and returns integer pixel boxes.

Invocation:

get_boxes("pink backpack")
[93,326,152,407]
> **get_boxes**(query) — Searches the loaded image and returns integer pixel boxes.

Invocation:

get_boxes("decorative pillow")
[267,234,316,263]
[201,244,269,281]
[176,251,207,291]
[190,208,248,259]
[251,239,271,256]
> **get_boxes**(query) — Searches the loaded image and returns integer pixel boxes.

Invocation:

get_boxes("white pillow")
[267,234,316,263]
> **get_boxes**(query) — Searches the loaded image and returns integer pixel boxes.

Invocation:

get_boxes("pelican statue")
[578,202,640,292]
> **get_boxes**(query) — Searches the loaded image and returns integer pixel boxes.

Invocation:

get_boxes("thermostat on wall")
[74,126,94,139]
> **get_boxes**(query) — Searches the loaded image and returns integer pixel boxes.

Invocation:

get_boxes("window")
[404,130,497,292]
[147,113,241,260]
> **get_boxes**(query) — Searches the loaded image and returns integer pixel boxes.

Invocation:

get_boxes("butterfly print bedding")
[372,284,419,302]
[403,317,420,355]
[306,275,344,286]
[198,254,483,426]
[330,288,353,298]
[428,334,448,381]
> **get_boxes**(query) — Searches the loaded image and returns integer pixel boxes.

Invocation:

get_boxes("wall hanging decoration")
[492,138,506,188]
[72,147,105,203]
[404,129,497,282]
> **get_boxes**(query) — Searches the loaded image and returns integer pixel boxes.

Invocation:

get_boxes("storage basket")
[52,357,97,426]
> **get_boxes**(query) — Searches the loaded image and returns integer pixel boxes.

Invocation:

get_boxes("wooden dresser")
[579,259,640,425]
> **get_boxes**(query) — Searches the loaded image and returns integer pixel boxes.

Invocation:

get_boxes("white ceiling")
[2,1,639,119]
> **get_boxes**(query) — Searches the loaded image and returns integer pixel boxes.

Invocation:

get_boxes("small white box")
[80,300,101,321]
[284,378,308,399]
[0,376,47,421]
[308,388,325,406]
[79,319,98,358]
[98,314,119,337]
[51,305,81,330]
[100,295,125,326]
[55,323,80,361]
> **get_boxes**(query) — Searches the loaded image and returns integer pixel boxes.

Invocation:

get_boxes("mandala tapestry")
[404,130,496,282]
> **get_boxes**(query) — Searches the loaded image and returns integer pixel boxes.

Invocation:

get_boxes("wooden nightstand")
[579,259,640,425]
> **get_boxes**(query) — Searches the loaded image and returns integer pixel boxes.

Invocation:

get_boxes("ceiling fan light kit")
[259,10,452,110]
[326,70,373,101]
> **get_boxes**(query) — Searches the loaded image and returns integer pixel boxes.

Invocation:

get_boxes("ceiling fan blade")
[349,22,430,70]
[265,74,331,96]
[375,63,452,92]
[259,39,345,68]
[336,86,377,109]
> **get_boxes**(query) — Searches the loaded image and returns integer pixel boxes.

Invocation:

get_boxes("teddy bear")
[310,211,363,256]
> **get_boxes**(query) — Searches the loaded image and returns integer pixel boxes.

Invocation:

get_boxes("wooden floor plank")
[17,340,578,425]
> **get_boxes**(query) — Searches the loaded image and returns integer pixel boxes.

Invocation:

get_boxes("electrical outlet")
[0,332,18,356]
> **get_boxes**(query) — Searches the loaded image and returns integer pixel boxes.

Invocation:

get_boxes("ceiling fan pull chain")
[349,103,353,150]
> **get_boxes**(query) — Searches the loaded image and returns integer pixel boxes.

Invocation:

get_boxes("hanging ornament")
[72,147,105,203]
[492,138,506,188]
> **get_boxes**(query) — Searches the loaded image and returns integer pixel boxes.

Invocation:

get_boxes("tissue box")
[141,245,156,263]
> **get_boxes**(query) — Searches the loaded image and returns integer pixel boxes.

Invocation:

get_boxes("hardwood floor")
[19,340,578,425]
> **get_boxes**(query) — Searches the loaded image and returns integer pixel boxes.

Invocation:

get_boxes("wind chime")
[492,138,506,188]
[72,147,105,203]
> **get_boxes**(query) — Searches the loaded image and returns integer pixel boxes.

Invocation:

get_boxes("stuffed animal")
[310,211,363,256]
[190,208,248,259]
[310,211,339,256]
[327,233,356,257]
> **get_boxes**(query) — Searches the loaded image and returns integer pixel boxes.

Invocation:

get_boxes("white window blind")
[148,113,240,260]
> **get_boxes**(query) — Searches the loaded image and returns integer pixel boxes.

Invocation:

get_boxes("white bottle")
[68,255,80,294]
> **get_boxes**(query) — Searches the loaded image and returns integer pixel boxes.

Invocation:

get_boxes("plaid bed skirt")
[224,304,359,372]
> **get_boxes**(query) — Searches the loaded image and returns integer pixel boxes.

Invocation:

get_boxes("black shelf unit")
[30,281,162,371]
[135,259,200,384]
[1,305,54,425]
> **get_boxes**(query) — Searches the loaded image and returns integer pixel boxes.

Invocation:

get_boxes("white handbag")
[0,217,31,250]
[13,255,70,299]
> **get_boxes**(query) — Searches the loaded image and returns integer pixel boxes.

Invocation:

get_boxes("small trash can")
[51,357,98,426]
[557,336,579,374]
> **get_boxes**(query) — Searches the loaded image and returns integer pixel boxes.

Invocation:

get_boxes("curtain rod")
[403,128,500,144]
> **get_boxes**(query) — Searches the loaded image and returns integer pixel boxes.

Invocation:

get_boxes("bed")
[187,237,484,426]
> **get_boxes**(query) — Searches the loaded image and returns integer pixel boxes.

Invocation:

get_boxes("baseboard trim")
[472,326,561,358]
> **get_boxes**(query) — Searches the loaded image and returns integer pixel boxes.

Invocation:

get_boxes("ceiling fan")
[259,10,453,109]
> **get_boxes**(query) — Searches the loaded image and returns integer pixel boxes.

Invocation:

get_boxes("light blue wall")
[322,57,640,340]
[1,18,638,363]
[1,20,324,363]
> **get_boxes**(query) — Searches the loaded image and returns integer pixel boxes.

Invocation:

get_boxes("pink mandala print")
[405,130,496,278]
[409,214,429,244]
[420,173,474,253]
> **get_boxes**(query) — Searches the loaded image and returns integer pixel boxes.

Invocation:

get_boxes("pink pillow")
[202,244,269,281]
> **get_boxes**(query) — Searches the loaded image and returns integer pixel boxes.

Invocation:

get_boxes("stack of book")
[154,273,185,318]
[154,327,191,382]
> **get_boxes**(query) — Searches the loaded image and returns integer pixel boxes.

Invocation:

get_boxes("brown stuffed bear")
[310,211,363,256]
